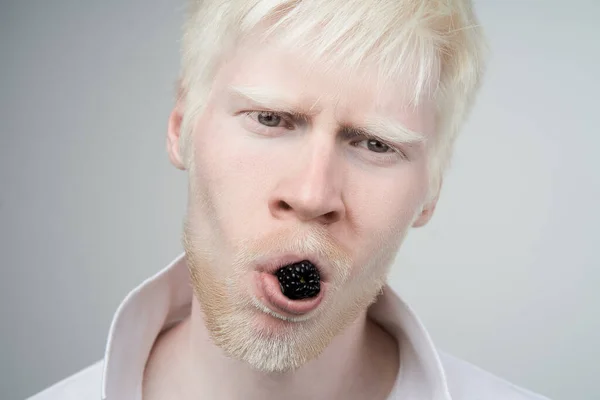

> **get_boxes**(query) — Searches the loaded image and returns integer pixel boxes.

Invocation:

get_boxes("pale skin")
[143,36,440,400]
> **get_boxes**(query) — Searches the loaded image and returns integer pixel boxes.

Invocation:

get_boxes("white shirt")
[28,253,550,400]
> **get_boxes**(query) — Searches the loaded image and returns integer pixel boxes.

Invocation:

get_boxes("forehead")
[216,40,436,136]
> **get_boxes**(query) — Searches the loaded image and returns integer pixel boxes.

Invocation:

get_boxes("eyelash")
[243,111,407,161]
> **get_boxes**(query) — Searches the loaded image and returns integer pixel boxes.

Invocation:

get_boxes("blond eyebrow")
[228,85,321,117]
[228,85,426,145]
[360,116,426,146]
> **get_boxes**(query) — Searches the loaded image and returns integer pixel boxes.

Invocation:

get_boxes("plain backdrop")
[1,1,599,399]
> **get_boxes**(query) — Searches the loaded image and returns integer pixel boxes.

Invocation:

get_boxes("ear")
[166,88,186,171]
[412,181,443,228]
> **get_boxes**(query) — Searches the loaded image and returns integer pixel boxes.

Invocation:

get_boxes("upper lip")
[255,253,329,282]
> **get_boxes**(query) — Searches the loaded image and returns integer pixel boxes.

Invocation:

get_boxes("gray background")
[1,1,598,399]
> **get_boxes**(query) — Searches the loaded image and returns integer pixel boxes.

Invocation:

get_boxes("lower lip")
[255,272,324,316]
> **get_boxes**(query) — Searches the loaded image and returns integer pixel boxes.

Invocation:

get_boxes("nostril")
[279,200,292,211]
[323,210,339,223]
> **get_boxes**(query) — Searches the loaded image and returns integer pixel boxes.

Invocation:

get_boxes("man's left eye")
[354,138,395,154]
[364,139,392,153]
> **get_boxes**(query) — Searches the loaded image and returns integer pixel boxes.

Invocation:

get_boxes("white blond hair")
[178,0,487,200]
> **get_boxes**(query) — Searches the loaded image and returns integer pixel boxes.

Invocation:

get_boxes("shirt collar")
[101,253,452,400]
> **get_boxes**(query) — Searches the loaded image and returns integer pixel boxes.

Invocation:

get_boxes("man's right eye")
[244,111,290,128]
[257,111,283,127]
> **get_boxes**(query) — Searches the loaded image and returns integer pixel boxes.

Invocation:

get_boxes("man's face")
[170,38,437,373]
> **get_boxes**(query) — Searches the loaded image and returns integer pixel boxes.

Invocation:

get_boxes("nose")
[269,142,346,225]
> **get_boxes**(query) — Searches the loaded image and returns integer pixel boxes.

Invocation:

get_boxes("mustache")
[183,221,353,285]
[233,225,353,283]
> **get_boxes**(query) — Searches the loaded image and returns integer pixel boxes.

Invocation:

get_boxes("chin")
[183,224,389,373]
[217,308,321,373]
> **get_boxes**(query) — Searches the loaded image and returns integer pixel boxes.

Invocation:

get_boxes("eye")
[354,137,395,154]
[365,139,391,153]
[256,111,285,127]
[348,132,408,163]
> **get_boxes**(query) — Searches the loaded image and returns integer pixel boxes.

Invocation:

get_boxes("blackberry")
[275,261,321,300]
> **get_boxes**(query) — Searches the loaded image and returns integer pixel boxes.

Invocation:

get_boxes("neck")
[143,295,399,400]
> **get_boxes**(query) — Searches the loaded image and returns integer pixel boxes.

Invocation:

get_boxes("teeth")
[275,260,321,300]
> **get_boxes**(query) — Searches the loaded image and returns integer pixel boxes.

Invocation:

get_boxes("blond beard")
[182,217,404,373]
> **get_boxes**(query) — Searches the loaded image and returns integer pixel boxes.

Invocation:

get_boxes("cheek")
[188,115,276,240]
[344,163,428,272]
[348,165,427,233]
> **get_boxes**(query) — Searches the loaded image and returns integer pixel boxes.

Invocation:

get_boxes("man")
[30,0,550,399]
